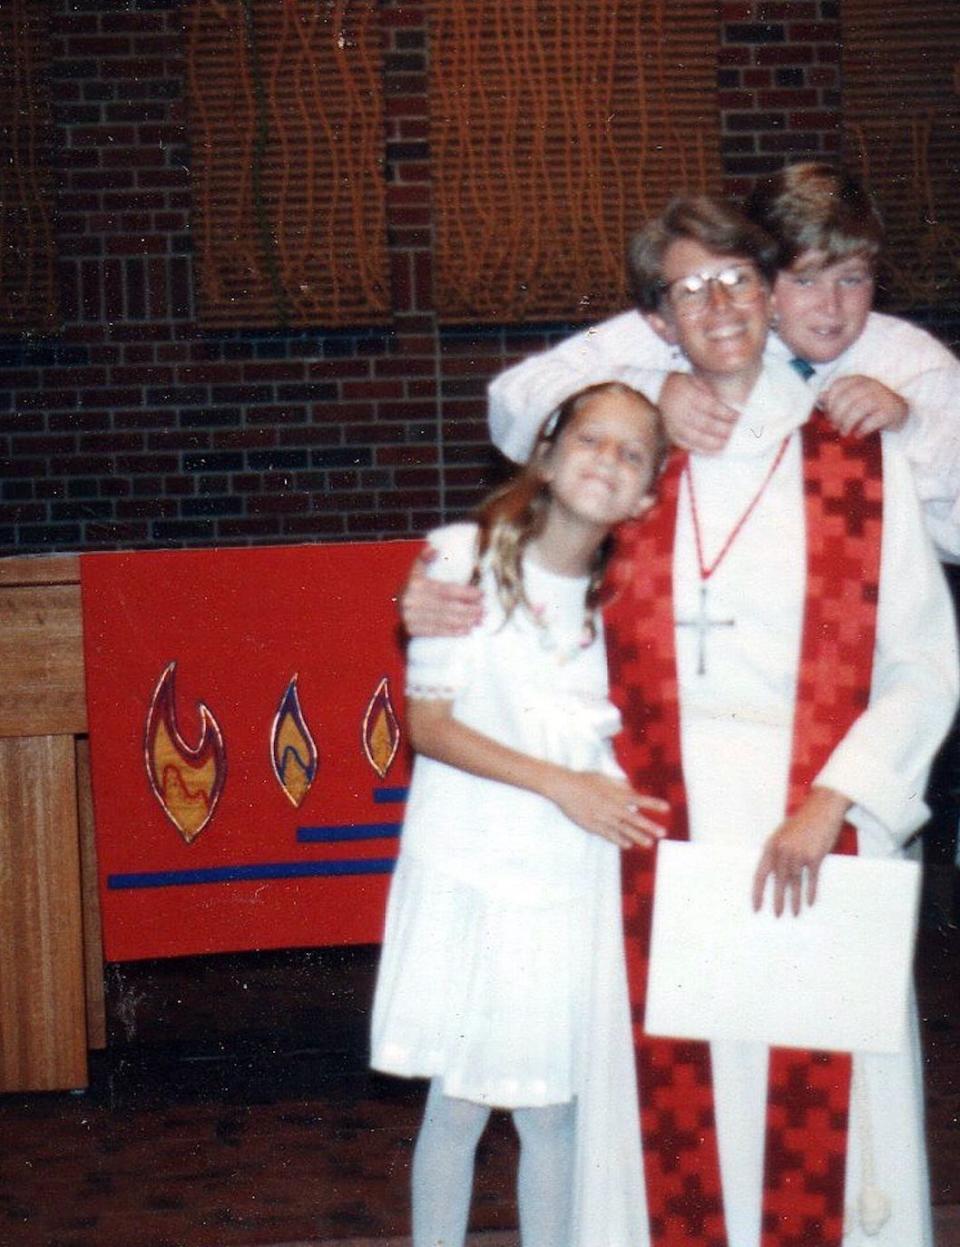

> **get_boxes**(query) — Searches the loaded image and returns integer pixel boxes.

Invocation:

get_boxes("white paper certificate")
[644,841,920,1054]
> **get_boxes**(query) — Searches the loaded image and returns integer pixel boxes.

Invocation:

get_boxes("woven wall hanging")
[842,2,960,307]
[0,0,58,332]
[187,0,389,330]
[427,0,721,324]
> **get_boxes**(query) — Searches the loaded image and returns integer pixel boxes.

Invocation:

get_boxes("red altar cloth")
[81,541,418,961]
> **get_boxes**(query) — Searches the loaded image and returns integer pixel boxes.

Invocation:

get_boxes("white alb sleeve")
[405,523,481,702]
[814,436,960,844]
[488,310,676,463]
[891,364,960,561]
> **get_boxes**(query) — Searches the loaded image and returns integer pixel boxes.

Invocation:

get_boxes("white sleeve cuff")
[815,749,930,847]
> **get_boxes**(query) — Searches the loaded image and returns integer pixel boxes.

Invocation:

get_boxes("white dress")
[571,360,960,1247]
[370,521,628,1110]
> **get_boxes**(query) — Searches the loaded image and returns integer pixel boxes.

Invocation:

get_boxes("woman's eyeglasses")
[661,264,764,317]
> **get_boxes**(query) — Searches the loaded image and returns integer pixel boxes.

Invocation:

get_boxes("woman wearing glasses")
[576,197,957,1246]
[399,196,957,1245]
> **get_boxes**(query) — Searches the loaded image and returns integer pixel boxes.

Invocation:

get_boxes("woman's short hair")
[746,162,885,269]
[626,195,779,313]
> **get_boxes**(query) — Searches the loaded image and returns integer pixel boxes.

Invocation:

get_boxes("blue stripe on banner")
[296,822,401,843]
[108,858,397,890]
[373,786,408,804]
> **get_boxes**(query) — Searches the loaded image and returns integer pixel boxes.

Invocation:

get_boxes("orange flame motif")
[144,662,227,843]
[271,674,319,807]
[362,675,401,780]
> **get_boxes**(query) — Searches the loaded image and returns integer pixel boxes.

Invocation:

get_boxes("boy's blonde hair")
[472,382,665,630]
[746,162,884,269]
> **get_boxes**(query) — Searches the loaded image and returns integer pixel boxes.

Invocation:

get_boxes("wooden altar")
[0,554,104,1092]
[0,539,413,1093]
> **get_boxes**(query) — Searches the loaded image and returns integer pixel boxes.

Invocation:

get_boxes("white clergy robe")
[571,359,959,1247]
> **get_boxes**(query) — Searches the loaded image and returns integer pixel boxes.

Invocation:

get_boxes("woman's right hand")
[400,548,484,637]
[545,770,669,849]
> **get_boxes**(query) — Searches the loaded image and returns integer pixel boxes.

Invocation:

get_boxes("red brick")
[786,23,840,41]
[718,90,757,109]
[373,357,435,378]
[755,44,815,64]
[758,132,824,152]
[342,381,405,402]
[377,401,438,421]
[85,522,150,542]
[247,494,313,515]
[213,429,277,449]
[304,360,371,382]
[279,516,345,537]
[344,422,409,444]
[758,2,818,16]
[384,95,429,119]
[758,88,818,107]
[63,36,132,57]
[147,258,168,319]
[788,110,841,129]
[70,125,137,145]
[375,446,439,467]
[407,380,439,399]
[241,363,305,383]
[381,9,427,31]
[110,366,175,386]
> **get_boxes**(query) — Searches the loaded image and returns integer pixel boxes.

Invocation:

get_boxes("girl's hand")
[546,770,669,849]
[401,548,484,637]
[752,786,851,916]
[659,372,739,454]
[819,375,909,437]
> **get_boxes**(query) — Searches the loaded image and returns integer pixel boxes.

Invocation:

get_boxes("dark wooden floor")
[2,915,959,1247]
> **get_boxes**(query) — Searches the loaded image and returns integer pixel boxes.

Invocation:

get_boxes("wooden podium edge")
[0,553,105,1089]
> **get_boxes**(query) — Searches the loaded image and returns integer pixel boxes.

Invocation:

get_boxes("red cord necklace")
[678,435,791,674]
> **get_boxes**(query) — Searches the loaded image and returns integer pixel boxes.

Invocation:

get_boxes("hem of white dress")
[371,1044,573,1110]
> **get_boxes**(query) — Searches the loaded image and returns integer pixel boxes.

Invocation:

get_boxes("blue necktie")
[789,356,815,381]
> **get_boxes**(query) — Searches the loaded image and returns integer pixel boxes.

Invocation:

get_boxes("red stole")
[604,411,884,1247]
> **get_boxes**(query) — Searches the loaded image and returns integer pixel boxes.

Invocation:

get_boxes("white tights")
[411,1078,576,1247]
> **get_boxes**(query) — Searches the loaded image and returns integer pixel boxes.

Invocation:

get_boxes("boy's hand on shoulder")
[820,375,909,438]
[659,372,738,454]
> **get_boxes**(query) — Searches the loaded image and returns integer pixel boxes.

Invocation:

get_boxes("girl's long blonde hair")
[472,381,664,632]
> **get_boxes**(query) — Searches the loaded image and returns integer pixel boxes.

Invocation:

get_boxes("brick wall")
[2,1,846,556]
[719,1,841,199]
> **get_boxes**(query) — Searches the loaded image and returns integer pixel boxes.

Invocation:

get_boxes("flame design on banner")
[362,675,401,780]
[144,661,227,843]
[271,674,319,807]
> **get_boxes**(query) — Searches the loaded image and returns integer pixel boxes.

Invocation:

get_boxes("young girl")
[370,382,669,1247]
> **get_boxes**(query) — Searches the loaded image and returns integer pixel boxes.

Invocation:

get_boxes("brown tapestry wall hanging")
[427,0,721,324]
[187,0,389,330]
[0,0,58,332]
[842,2,960,307]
